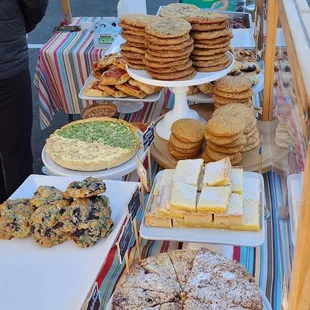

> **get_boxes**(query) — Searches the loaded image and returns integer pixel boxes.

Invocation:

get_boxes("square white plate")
[0,175,138,310]
[140,171,265,247]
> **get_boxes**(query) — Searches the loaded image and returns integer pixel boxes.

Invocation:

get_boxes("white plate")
[287,174,302,245]
[42,132,146,179]
[127,52,235,88]
[79,75,164,102]
[0,175,138,310]
[140,171,265,247]
[187,72,265,103]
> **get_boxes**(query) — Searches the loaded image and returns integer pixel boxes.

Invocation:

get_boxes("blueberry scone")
[0,199,34,239]
[60,196,113,248]
[64,177,106,199]
[30,186,65,209]
[29,200,71,248]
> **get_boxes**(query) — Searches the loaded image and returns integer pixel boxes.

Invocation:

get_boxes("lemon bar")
[170,182,197,212]
[203,157,231,187]
[173,218,187,228]
[230,200,260,231]
[243,178,260,201]
[231,167,243,194]
[173,159,204,186]
[197,186,231,213]
[184,212,213,228]
[159,169,175,188]
[214,194,243,228]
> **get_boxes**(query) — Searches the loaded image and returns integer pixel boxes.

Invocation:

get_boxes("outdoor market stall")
[0,1,309,310]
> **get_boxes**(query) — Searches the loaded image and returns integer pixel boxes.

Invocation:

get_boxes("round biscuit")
[206,147,242,165]
[147,38,194,51]
[242,138,260,153]
[159,3,200,19]
[120,14,160,28]
[171,118,205,143]
[207,141,244,154]
[146,34,191,46]
[192,46,230,56]
[168,143,201,159]
[215,75,252,93]
[191,29,232,40]
[206,115,246,137]
[147,67,195,81]
[204,130,246,146]
[213,87,253,100]
[191,21,227,31]
[186,11,229,24]
[195,58,231,72]
[170,133,203,150]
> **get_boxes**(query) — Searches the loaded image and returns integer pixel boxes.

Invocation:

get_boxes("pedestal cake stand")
[127,51,235,140]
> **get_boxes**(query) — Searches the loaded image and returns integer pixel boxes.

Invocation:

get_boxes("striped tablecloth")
[89,91,290,310]
[34,17,105,129]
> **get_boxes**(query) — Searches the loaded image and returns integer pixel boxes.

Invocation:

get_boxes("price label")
[142,123,155,152]
[127,185,141,221]
[85,283,101,310]
[98,35,113,44]
[116,217,133,264]
[135,155,148,190]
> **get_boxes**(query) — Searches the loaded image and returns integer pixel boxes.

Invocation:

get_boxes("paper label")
[98,35,113,44]
[143,123,155,151]
[135,155,148,190]
[116,217,133,264]
[127,185,141,221]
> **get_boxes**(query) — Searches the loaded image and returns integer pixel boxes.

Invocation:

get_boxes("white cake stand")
[127,52,235,140]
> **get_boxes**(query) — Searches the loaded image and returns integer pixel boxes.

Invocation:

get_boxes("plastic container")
[93,18,121,49]
[117,0,147,18]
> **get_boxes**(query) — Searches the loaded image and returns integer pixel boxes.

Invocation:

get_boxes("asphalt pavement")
[28,0,173,174]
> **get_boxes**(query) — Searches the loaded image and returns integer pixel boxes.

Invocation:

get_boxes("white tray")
[140,171,265,247]
[79,75,163,102]
[42,132,146,179]
[287,174,302,245]
[187,72,265,103]
[0,175,138,310]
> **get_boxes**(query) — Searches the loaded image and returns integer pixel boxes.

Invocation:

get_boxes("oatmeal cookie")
[206,147,242,165]
[147,38,194,51]
[191,46,230,56]
[204,131,246,145]
[30,199,71,247]
[195,58,231,72]
[120,14,160,28]
[0,199,34,239]
[206,115,246,137]
[146,34,191,46]
[60,196,113,248]
[213,87,253,99]
[186,11,229,24]
[160,3,200,19]
[64,177,106,199]
[191,21,228,31]
[191,29,232,40]
[171,119,205,143]
[215,75,252,93]
[30,186,64,209]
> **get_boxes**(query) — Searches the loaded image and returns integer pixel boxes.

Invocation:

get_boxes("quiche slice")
[45,117,139,171]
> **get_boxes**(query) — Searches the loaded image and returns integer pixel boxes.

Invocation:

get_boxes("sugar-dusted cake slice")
[197,186,231,213]
[243,177,260,201]
[145,195,172,228]
[214,193,244,228]
[173,159,204,186]
[159,169,175,189]
[231,200,260,231]
[153,173,163,197]
[202,157,231,187]
[184,212,213,228]
[231,167,243,194]
[171,182,197,212]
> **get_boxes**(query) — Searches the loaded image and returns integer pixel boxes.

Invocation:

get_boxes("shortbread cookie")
[186,11,229,24]
[145,52,188,63]
[0,199,34,239]
[147,38,194,51]
[147,67,195,81]
[206,115,246,137]
[30,199,71,247]
[192,46,230,56]
[213,87,253,99]
[204,131,246,145]
[64,177,106,198]
[215,75,252,93]
[147,45,194,58]
[121,43,146,54]
[144,57,189,69]
[191,21,228,31]
[206,147,242,165]
[30,186,65,209]
[146,34,191,46]
[160,3,200,18]
[191,29,232,40]
[213,93,249,104]
[146,18,192,38]
[171,119,205,143]
[120,13,160,28]
[207,141,244,154]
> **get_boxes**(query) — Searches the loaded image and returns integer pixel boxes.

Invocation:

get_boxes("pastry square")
[173,159,204,186]
[152,174,163,197]
[197,186,231,213]
[203,157,231,186]
[243,178,260,201]
[170,182,197,212]
[159,169,175,188]
[230,200,260,231]
[231,167,243,194]
[184,212,213,228]
[214,193,243,228]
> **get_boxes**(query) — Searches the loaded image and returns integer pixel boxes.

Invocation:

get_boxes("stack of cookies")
[187,11,233,72]
[212,75,254,109]
[168,119,205,159]
[119,14,160,70]
[144,18,196,81]
[203,104,259,165]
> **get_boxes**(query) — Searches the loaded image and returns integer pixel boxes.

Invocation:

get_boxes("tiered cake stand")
[127,52,235,141]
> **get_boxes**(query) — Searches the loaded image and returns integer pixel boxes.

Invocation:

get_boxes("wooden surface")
[262,0,278,121]
[150,104,286,173]
[288,146,310,310]
[61,0,72,23]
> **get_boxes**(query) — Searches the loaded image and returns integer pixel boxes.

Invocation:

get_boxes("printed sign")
[85,283,101,310]
[116,217,133,264]
[135,155,148,190]
[127,185,141,221]
[142,123,155,152]
[98,35,113,44]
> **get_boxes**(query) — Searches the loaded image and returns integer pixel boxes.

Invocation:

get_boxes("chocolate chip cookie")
[60,196,113,248]
[64,177,106,199]
[30,186,65,209]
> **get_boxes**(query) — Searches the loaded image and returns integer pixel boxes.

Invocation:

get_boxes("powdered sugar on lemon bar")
[173,159,204,186]
[203,157,231,187]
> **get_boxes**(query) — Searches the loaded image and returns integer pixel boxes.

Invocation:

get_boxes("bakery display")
[145,158,261,231]
[45,117,139,171]
[0,178,114,248]
[203,104,259,164]
[168,119,205,159]
[112,248,263,309]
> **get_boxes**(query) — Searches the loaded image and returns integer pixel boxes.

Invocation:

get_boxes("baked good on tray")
[112,248,263,309]
[45,117,139,171]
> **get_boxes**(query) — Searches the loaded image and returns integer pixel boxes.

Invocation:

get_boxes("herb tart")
[45,118,139,171]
